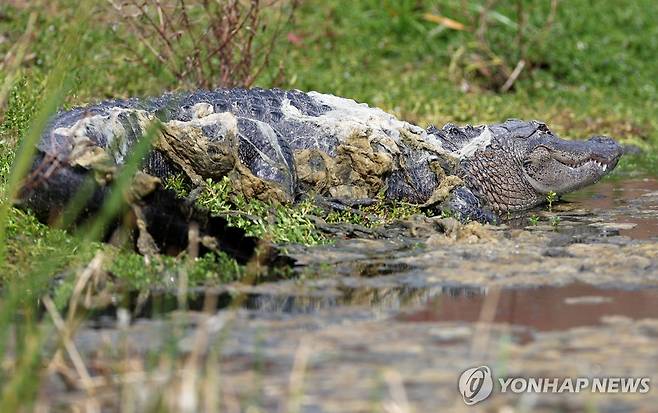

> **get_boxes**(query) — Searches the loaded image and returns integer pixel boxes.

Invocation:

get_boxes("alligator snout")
[586,135,623,167]
[587,135,623,153]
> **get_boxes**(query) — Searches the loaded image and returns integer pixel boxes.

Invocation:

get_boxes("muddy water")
[52,175,658,412]
[399,283,658,332]
[565,177,658,209]
[562,176,658,239]
[115,281,658,334]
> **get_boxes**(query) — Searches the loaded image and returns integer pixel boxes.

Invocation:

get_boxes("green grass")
[195,177,327,245]
[163,174,327,245]
[282,0,657,138]
[164,174,424,244]
[109,250,244,289]
[324,195,423,228]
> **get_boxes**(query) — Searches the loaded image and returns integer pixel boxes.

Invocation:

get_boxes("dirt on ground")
[39,176,658,412]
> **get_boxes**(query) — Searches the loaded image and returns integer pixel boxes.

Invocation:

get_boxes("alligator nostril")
[589,135,618,146]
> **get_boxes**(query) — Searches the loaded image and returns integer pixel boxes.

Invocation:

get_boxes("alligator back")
[30,88,454,212]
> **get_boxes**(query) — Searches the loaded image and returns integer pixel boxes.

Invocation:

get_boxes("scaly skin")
[21,88,623,224]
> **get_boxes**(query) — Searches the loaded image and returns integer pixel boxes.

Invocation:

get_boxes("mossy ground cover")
[0,0,656,290]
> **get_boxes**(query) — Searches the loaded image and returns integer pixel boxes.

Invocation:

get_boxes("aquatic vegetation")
[546,191,558,211]
[549,215,561,227]
[529,215,540,226]
[164,175,426,244]
[165,175,327,245]
[324,197,423,228]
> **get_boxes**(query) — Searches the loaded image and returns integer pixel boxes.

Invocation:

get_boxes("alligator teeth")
[567,159,608,170]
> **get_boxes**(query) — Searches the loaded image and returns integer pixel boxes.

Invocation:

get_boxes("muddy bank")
[38,176,658,412]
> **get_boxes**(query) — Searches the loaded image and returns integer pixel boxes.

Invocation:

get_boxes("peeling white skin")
[307,91,425,136]
[52,104,241,167]
[167,111,238,135]
[191,102,214,119]
[281,91,447,156]
[53,107,154,164]
[279,97,304,118]
[48,92,463,202]
[456,126,493,159]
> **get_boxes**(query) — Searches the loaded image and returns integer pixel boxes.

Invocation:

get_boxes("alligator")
[20,88,623,239]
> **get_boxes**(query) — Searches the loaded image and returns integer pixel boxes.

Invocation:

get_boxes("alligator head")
[451,119,623,213]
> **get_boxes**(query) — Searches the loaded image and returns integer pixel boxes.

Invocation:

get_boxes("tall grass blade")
[76,121,160,243]
[0,12,37,109]
[0,3,94,406]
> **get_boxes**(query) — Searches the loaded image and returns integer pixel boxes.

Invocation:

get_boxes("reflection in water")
[247,285,484,313]
[400,283,658,331]
[498,177,658,239]
[107,284,486,320]
[564,177,658,209]
[102,282,658,336]
[563,177,658,240]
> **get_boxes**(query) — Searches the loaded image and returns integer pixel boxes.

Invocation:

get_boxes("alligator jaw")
[523,135,623,196]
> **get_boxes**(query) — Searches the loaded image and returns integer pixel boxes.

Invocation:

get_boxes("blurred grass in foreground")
[0,5,91,409]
